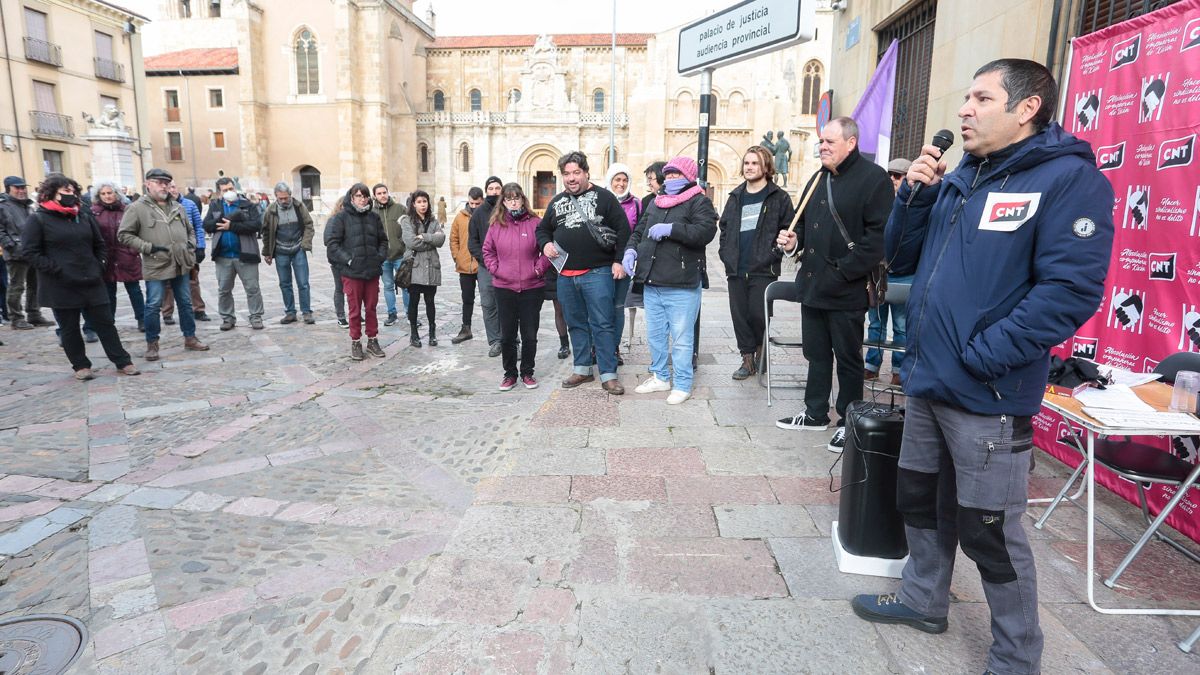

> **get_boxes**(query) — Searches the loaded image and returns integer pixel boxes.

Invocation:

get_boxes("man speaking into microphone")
[849,59,1114,675]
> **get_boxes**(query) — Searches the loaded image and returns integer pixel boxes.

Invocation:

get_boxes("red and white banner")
[1041,0,1200,543]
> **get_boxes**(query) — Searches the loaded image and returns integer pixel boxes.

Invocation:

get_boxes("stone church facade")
[133,0,832,215]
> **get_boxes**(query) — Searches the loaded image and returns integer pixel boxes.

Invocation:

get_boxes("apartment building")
[0,0,150,185]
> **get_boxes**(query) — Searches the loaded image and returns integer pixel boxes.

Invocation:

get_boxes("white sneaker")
[666,390,691,405]
[634,375,672,394]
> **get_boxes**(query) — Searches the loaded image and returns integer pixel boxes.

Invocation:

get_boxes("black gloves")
[195,248,206,264]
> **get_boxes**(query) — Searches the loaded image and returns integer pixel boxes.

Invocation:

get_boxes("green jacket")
[261,199,314,256]
[373,197,409,261]
[117,195,196,280]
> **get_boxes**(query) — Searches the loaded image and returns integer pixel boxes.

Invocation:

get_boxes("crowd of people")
[0,57,1125,675]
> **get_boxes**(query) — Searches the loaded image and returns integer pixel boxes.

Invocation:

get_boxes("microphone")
[905,129,955,206]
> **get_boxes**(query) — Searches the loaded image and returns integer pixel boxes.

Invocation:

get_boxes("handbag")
[394,256,414,289]
[826,177,888,308]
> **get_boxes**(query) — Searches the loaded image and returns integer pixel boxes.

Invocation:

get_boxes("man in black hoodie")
[468,176,504,357]
[717,146,795,380]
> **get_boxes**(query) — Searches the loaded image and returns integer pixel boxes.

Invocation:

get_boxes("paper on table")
[1074,384,1156,412]
[1081,408,1200,432]
[1106,369,1162,387]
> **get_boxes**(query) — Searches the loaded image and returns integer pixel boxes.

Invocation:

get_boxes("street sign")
[816,90,833,133]
[677,0,817,75]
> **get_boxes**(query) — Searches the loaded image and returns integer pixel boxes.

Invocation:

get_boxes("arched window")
[295,29,319,95]
[469,89,482,112]
[593,89,606,113]
[418,143,429,172]
[459,143,470,172]
[801,60,823,115]
[509,88,521,103]
[432,90,445,111]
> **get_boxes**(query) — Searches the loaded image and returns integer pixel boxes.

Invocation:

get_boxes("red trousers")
[342,276,379,340]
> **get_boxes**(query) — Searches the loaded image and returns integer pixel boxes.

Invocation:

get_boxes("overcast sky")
[414,0,736,36]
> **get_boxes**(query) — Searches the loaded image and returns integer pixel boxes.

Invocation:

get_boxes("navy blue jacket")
[886,123,1114,415]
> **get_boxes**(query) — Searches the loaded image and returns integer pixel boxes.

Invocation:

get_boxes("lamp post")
[609,0,616,167]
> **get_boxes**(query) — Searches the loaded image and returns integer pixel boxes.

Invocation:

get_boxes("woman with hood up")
[604,162,643,365]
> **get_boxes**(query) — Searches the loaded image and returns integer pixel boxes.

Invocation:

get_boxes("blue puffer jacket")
[886,123,1114,415]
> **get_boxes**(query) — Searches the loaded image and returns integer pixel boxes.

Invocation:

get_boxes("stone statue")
[532,34,556,57]
[82,104,127,132]
[760,131,776,155]
[774,130,792,187]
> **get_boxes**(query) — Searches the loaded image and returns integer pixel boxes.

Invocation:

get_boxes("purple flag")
[852,39,898,168]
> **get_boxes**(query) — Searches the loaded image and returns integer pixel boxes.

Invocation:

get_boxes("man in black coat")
[203,177,264,331]
[774,117,893,451]
[468,176,504,356]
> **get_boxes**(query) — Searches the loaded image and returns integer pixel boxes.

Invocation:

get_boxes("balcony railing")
[165,107,181,122]
[94,57,125,82]
[23,37,62,67]
[29,111,73,139]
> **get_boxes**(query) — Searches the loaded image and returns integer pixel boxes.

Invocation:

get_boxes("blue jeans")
[274,250,312,314]
[144,274,196,342]
[613,276,632,347]
[380,259,410,316]
[557,267,618,382]
[865,275,912,371]
[106,281,145,323]
[643,284,702,393]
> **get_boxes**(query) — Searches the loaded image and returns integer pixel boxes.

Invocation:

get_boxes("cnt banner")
[1045,0,1200,543]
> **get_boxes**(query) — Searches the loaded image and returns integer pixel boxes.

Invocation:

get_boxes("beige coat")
[117,195,196,280]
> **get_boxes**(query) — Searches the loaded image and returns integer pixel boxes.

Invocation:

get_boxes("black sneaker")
[827,427,846,453]
[384,312,398,327]
[775,414,829,431]
[163,316,176,325]
[194,311,211,322]
[851,593,948,634]
[337,317,349,328]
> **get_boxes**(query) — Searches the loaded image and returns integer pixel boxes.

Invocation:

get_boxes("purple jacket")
[91,200,142,282]
[482,211,549,292]
[618,192,642,231]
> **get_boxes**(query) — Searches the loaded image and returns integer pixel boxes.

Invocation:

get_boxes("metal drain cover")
[0,614,87,675]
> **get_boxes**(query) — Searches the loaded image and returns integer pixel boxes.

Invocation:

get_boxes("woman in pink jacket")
[483,183,549,391]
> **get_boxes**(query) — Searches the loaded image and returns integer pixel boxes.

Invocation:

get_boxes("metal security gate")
[877,0,937,163]
[1077,0,1183,35]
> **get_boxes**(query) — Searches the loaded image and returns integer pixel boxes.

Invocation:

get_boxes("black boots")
[410,325,421,348]
[732,353,757,380]
[428,326,438,347]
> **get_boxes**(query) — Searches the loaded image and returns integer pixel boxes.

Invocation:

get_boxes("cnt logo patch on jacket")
[978,192,1042,232]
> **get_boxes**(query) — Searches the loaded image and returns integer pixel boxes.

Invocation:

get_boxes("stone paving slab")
[0,241,1192,672]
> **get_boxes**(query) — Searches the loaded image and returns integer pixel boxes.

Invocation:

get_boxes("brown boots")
[184,336,209,351]
[146,337,207,361]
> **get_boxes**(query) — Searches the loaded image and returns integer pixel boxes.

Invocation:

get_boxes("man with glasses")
[864,158,914,386]
[160,181,210,324]
[118,168,209,360]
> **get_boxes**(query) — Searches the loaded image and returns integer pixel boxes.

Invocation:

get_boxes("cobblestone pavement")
[2,230,1198,674]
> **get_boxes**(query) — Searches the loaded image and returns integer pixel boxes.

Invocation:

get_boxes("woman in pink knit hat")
[622,156,717,404]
